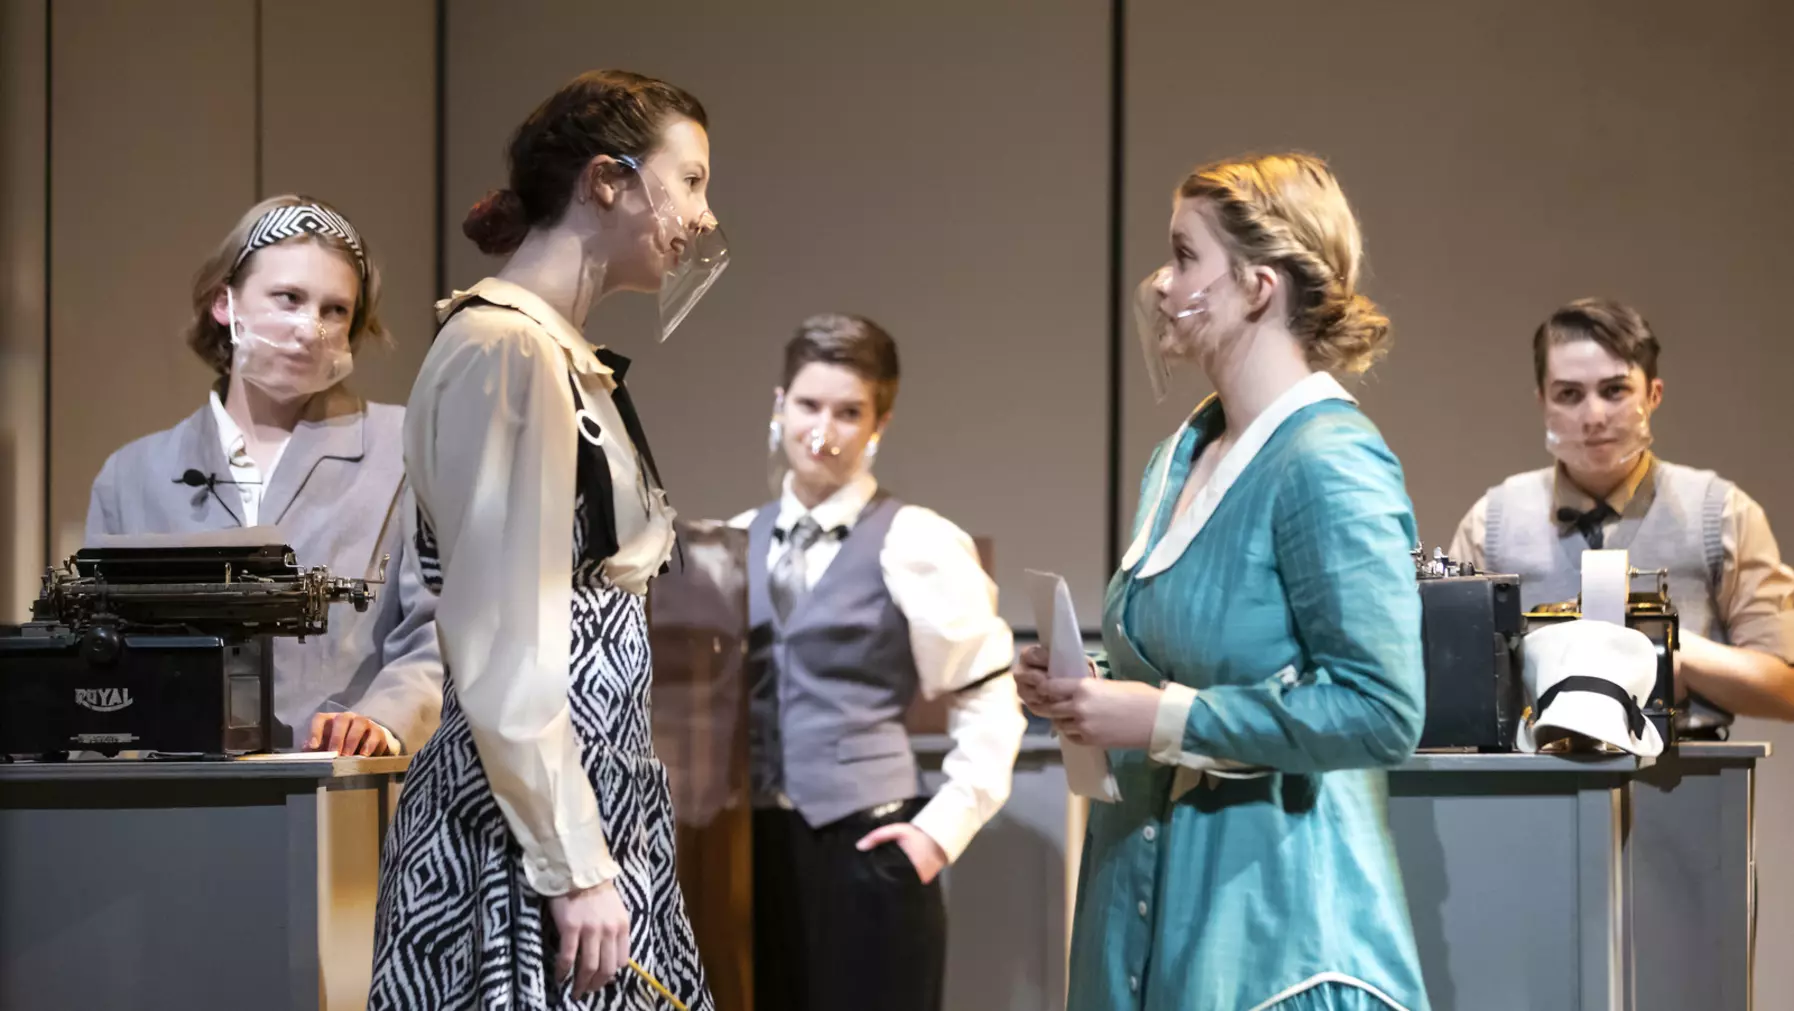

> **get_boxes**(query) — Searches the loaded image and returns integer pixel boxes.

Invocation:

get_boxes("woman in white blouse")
[370,70,721,1011]
[730,314,1026,1011]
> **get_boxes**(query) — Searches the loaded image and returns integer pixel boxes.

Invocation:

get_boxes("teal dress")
[1068,377,1429,1011]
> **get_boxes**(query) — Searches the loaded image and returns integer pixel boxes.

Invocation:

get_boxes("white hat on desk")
[1518,618,1665,758]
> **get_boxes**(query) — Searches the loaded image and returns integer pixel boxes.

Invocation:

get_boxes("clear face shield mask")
[1543,394,1654,476]
[226,287,354,400]
[617,155,729,340]
[1132,264,1228,403]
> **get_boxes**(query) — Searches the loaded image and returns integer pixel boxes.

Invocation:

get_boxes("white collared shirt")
[208,391,287,527]
[729,472,1025,863]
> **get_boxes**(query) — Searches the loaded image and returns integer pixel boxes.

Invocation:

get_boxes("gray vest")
[1485,459,1733,727]
[746,494,921,828]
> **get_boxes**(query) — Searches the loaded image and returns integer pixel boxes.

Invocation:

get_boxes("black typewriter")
[1414,547,1525,751]
[0,536,374,758]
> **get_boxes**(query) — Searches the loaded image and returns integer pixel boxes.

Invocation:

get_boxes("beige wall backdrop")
[442,0,1114,626]
[1,0,47,624]
[1120,0,1794,553]
[46,0,257,566]
[6,0,1794,1003]
[21,0,437,587]
[1119,2,1794,1002]
[260,0,439,407]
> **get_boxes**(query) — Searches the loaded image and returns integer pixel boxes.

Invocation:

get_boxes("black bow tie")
[775,523,847,544]
[1557,502,1618,549]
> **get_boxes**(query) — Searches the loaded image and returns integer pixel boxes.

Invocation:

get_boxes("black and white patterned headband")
[231,203,368,282]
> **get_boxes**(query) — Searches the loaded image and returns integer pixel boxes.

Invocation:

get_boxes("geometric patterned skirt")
[368,575,714,1011]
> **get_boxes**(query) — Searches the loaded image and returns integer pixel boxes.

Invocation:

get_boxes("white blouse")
[207,390,287,528]
[730,472,1025,862]
[404,277,676,896]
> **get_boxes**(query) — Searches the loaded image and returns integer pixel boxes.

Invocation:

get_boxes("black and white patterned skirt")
[368,571,712,1011]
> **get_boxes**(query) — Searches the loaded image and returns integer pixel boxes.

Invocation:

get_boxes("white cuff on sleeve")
[1149,682,1199,766]
[522,846,624,897]
[1148,682,1272,802]
[911,800,979,866]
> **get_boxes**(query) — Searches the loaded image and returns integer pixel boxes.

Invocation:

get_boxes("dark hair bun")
[462,189,529,256]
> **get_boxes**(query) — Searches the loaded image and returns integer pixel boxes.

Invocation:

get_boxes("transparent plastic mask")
[620,156,729,340]
[227,288,353,400]
[1132,264,1228,402]
[764,389,880,494]
[1544,398,1653,476]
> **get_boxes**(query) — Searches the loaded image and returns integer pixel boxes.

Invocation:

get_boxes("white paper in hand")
[1026,569,1122,803]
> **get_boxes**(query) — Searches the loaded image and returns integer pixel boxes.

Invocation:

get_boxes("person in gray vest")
[729,314,1026,1011]
[1450,298,1794,730]
[84,195,442,756]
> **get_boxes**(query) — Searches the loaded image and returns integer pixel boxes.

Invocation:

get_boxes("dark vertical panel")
[40,0,52,574]
[434,0,448,305]
[1104,0,1127,578]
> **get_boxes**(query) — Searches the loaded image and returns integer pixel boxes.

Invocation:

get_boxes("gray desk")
[0,755,406,1011]
[918,740,1766,1011]
[1392,743,1765,1011]
[1391,751,1640,1010]
[1628,743,1761,1011]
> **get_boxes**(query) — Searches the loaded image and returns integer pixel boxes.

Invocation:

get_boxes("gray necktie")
[770,517,824,623]
[754,516,825,807]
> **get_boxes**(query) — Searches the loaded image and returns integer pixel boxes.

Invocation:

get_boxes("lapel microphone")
[174,468,259,491]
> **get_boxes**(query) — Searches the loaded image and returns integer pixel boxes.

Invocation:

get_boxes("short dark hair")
[463,69,708,256]
[781,314,901,417]
[1532,298,1661,388]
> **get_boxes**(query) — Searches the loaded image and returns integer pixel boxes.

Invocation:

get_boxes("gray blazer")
[84,387,443,751]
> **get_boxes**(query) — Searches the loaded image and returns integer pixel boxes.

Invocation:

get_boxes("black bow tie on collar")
[775,523,849,544]
[1556,502,1618,549]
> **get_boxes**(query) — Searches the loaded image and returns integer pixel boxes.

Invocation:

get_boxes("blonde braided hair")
[1179,153,1389,375]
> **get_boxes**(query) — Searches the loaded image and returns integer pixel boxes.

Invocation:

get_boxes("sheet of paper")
[1026,569,1122,803]
[235,751,341,761]
[87,526,288,550]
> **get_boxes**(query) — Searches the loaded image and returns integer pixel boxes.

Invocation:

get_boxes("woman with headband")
[1015,154,1428,1010]
[84,194,442,757]
[370,70,724,1010]
[729,314,1025,1011]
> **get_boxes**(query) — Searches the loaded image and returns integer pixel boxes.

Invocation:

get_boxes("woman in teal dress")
[1017,153,1428,1011]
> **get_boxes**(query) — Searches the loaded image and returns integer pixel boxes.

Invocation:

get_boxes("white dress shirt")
[405,277,677,896]
[208,390,286,528]
[730,471,1025,862]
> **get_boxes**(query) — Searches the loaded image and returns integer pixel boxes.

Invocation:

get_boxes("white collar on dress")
[1124,371,1357,579]
[436,276,614,381]
[775,470,879,535]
